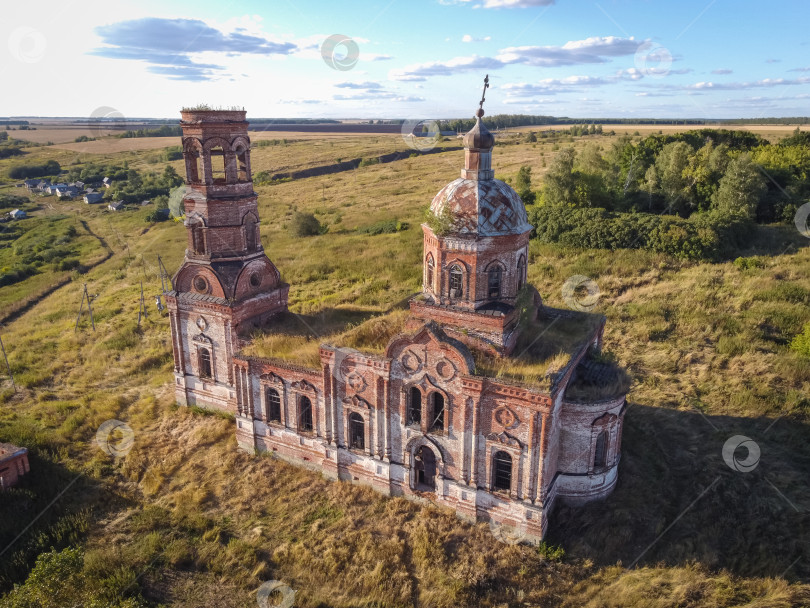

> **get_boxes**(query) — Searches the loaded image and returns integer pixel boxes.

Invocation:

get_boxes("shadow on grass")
[744,224,810,257]
[548,403,810,582]
[0,435,136,592]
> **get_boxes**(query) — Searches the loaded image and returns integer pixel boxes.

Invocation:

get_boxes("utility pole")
[74,283,95,331]
[0,329,15,392]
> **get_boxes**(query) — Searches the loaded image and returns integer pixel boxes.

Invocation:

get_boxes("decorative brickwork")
[168,105,628,544]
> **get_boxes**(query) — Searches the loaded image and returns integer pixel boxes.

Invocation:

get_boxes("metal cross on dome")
[478,74,489,114]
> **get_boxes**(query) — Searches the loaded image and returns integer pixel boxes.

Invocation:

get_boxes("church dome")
[462,111,495,150]
[429,177,532,237]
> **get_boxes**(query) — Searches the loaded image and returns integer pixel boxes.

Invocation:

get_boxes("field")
[0,122,809,607]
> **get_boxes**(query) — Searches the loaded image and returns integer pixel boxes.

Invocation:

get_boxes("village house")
[108,200,125,212]
[24,179,49,192]
[0,443,30,490]
[8,209,27,220]
[166,106,628,542]
[84,192,104,204]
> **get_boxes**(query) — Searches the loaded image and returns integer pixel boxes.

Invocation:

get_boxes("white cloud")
[686,77,810,91]
[334,81,384,89]
[480,0,554,7]
[711,68,733,74]
[462,34,492,42]
[390,36,641,80]
[501,75,609,95]
[497,36,640,66]
[439,0,553,6]
[389,54,506,80]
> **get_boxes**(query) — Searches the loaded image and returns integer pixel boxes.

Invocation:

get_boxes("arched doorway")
[414,445,437,491]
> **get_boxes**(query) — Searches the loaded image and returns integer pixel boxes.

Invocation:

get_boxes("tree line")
[513,127,810,259]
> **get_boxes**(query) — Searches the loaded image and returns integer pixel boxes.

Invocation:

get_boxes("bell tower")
[166,108,289,412]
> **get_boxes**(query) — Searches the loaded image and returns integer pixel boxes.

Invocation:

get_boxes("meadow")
[0,123,808,607]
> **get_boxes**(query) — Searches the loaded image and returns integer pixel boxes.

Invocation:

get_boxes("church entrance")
[414,445,436,491]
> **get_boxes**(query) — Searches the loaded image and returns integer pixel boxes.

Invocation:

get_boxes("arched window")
[186,149,201,183]
[492,450,512,492]
[198,348,212,378]
[244,215,257,252]
[349,412,364,450]
[408,387,422,426]
[517,255,526,291]
[191,221,205,255]
[236,147,249,181]
[488,264,502,299]
[265,388,281,423]
[449,265,463,298]
[426,254,434,291]
[594,430,608,468]
[210,146,226,182]
[299,395,313,432]
[429,393,444,433]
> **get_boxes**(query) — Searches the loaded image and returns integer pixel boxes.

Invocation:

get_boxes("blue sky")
[2,0,809,119]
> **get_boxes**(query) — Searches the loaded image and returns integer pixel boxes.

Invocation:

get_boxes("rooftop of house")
[0,442,27,461]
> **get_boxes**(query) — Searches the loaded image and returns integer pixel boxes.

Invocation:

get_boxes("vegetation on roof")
[242,308,410,367]
[472,312,603,390]
[564,352,633,403]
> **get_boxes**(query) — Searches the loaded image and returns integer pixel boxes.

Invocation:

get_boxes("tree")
[644,165,659,211]
[515,165,535,204]
[542,147,576,206]
[292,211,323,236]
[524,131,537,143]
[711,153,767,219]
[654,141,693,215]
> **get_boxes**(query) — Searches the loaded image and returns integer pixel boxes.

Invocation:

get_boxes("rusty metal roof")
[430,177,532,237]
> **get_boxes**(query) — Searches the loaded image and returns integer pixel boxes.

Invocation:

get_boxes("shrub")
[536,541,565,562]
[791,322,810,358]
[291,212,323,237]
[733,256,765,270]
[528,205,754,261]
[357,219,408,235]
[8,160,61,179]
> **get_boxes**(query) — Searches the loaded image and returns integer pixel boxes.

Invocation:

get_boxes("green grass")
[0,129,808,606]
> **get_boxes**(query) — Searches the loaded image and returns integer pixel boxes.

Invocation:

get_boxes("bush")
[528,205,754,260]
[8,160,61,179]
[791,322,810,358]
[291,212,323,237]
[733,256,765,270]
[357,219,408,235]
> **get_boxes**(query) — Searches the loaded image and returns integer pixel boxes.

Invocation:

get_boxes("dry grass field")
[0,123,809,606]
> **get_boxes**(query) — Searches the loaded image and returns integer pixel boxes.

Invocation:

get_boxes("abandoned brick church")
[166,102,628,542]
